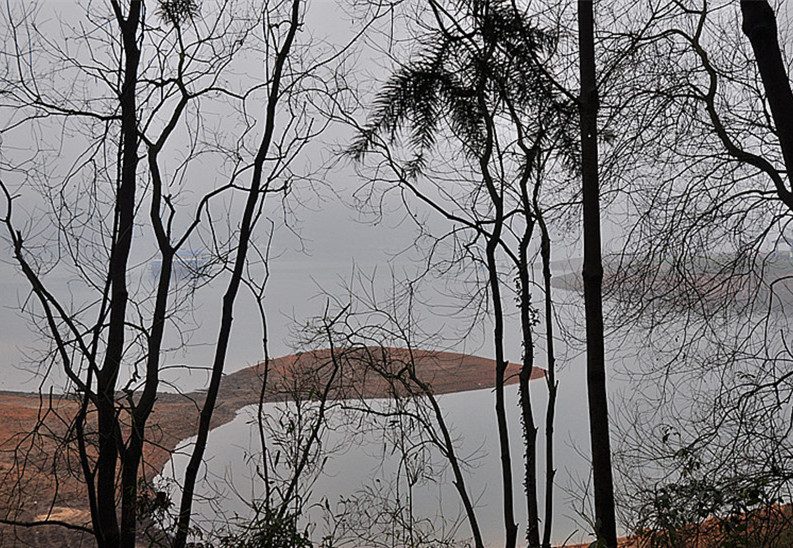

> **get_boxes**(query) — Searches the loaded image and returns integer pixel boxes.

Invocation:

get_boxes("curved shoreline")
[0,348,543,544]
[148,347,542,473]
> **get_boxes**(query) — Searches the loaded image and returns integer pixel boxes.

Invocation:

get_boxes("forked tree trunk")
[96,3,142,547]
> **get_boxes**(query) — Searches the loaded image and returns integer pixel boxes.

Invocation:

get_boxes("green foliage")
[632,440,791,547]
[348,0,576,173]
[136,479,173,521]
[219,508,312,548]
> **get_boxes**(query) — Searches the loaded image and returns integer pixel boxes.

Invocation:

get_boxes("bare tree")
[294,273,496,547]
[0,0,350,546]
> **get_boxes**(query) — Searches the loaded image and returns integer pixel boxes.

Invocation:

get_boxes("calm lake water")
[159,362,600,547]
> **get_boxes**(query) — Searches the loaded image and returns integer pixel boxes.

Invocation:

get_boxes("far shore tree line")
[1,1,793,547]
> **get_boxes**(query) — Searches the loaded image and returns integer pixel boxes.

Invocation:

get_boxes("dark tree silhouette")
[740,1,793,199]
[577,1,617,547]
[579,1,793,544]
[349,1,577,546]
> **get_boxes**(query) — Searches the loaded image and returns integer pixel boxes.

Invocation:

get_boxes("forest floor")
[566,504,793,548]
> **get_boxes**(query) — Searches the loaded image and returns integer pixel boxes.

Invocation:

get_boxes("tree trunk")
[488,233,519,548]
[518,205,540,547]
[172,2,303,546]
[577,2,617,546]
[518,248,541,548]
[538,212,558,548]
[96,4,142,547]
[740,1,793,189]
